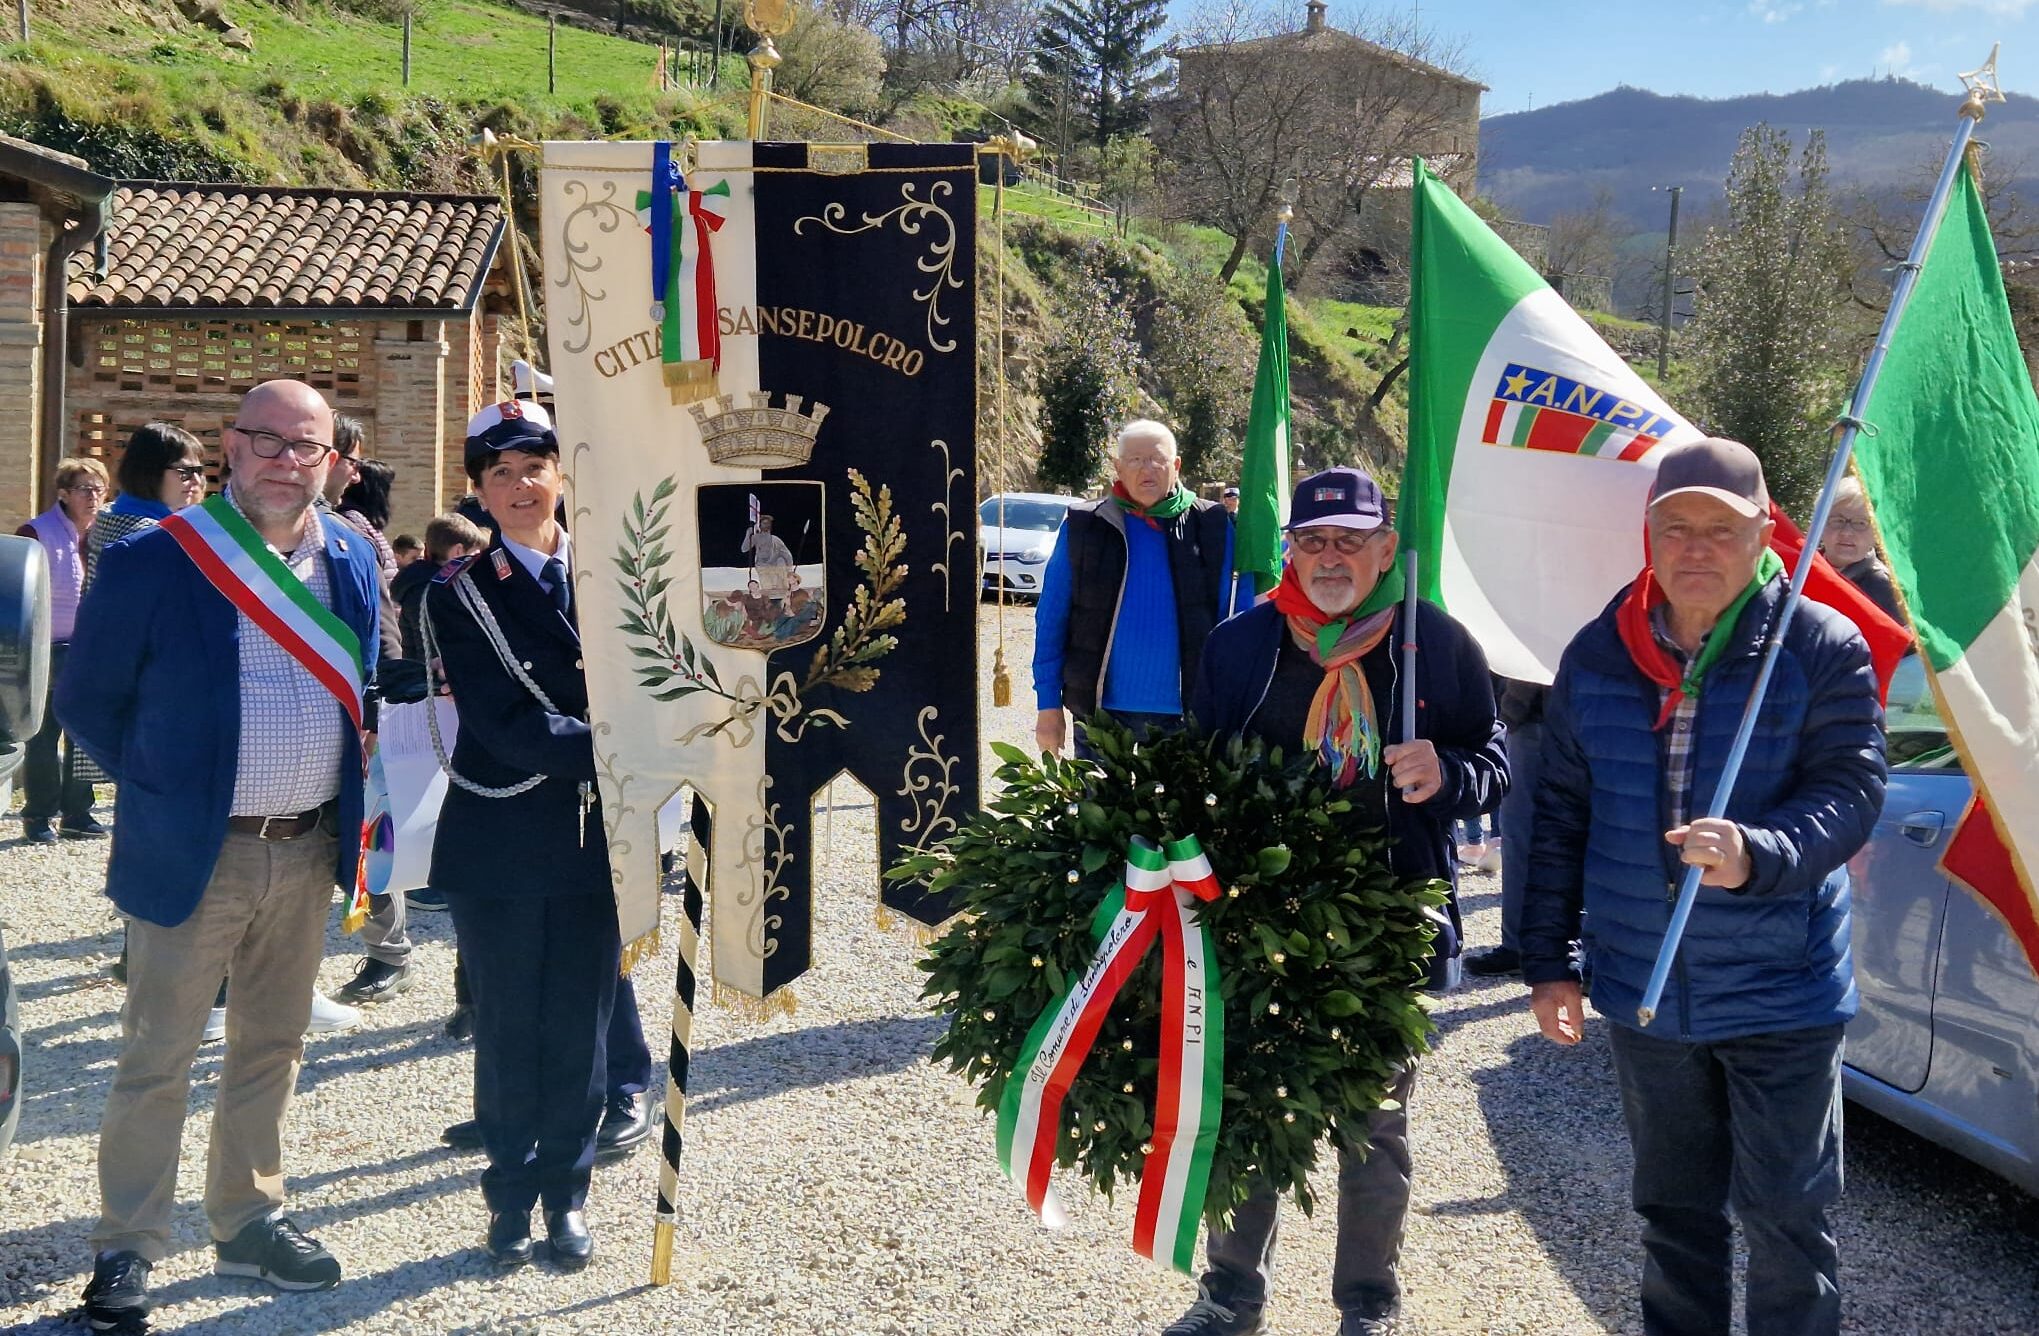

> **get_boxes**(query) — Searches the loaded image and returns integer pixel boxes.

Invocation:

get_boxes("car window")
[978,497,1068,532]
[1883,653,1962,771]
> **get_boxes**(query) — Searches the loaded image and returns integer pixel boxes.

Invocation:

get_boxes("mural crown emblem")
[688,391,831,468]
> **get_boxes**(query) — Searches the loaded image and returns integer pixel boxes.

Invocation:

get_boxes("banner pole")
[1636,79,1995,1027]
[651,799,710,1284]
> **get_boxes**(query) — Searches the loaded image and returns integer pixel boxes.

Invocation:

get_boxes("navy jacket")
[58,511,381,927]
[1520,576,1888,1041]
[424,536,610,899]
[1189,597,1510,965]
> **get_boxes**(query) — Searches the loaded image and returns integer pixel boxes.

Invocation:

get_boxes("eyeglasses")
[1825,516,1872,534]
[230,425,333,466]
[1290,529,1380,555]
[61,482,107,496]
[169,464,205,482]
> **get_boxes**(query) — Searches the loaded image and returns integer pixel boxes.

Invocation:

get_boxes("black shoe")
[1162,1286,1266,1336]
[23,820,56,845]
[595,1092,654,1162]
[331,957,414,1005]
[213,1215,341,1291]
[406,887,450,912]
[443,1003,475,1044]
[61,815,109,839]
[544,1209,593,1270]
[442,1118,483,1151]
[1463,946,1522,978]
[485,1212,533,1268]
[81,1250,151,1332]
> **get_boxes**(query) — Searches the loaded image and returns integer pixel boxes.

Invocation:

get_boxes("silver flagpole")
[1637,55,2004,1026]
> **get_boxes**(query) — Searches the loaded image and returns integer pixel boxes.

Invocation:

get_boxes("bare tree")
[1845,146,2039,314]
[1153,1,1477,285]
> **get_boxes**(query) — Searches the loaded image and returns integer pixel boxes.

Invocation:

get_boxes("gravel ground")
[3,604,2037,1334]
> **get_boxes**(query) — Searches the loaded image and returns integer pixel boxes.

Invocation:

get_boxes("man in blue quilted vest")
[1521,438,1887,1336]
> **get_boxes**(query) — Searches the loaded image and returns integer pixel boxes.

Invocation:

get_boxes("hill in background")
[1481,77,2039,230]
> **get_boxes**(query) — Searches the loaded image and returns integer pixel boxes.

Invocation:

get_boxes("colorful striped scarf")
[1271,557,1405,786]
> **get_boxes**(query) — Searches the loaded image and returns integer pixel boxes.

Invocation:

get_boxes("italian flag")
[1234,239,1291,596]
[1401,159,1909,692]
[1401,159,1706,681]
[1854,160,2039,972]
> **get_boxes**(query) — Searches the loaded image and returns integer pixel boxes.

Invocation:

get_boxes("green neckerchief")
[1109,481,1194,524]
[1680,548,1784,698]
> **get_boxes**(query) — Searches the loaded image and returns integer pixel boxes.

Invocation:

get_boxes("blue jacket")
[57,512,381,927]
[1189,597,1511,975]
[423,536,610,900]
[1520,576,1888,1041]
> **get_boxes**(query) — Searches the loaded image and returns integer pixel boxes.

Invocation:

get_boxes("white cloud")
[1882,0,2035,15]
[1880,39,1916,71]
[1749,0,1804,19]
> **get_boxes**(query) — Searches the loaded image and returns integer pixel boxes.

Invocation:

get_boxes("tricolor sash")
[997,836,1225,1272]
[638,140,730,403]
[161,495,365,730]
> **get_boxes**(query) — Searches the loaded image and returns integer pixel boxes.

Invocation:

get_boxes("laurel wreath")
[889,719,1446,1225]
[615,471,907,740]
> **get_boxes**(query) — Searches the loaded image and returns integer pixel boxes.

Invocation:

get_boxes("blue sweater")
[1035,514,1243,712]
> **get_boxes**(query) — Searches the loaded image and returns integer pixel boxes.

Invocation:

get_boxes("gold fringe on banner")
[713,980,798,1021]
[876,902,950,947]
[664,360,719,406]
[620,926,663,977]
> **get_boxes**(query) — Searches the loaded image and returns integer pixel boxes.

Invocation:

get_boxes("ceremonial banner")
[542,141,980,1002]
[1403,158,1910,690]
[1854,161,2039,973]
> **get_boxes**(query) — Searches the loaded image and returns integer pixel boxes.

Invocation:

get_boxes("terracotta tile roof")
[67,182,506,315]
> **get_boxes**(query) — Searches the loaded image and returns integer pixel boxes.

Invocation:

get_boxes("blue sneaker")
[405,887,449,912]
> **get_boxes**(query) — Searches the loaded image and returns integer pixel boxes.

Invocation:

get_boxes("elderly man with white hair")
[1032,418,1244,757]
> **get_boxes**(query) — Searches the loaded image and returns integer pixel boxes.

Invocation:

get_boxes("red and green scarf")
[1271,554,1406,786]
[1615,548,1784,729]
[1110,481,1194,530]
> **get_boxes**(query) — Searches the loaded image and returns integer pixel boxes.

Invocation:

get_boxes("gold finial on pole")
[743,0,796,139]
[1958,42,2006,121]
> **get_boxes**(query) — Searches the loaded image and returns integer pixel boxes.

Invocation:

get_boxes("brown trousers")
[92,829,337,1261]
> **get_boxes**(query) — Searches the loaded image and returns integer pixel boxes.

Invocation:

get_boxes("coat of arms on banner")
[543,138,980,1006]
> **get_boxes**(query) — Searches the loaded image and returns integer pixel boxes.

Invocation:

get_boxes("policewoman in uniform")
[423,400,616,1270]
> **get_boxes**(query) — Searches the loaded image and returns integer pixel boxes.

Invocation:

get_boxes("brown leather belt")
[226,804,331,841]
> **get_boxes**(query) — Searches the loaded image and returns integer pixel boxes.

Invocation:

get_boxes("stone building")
[0,134,513,538]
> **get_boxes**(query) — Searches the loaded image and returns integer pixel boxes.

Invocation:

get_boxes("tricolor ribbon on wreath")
[996,835,1226,1272]
[637,140,729,404]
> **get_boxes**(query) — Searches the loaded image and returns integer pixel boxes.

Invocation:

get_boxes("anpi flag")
[1401,159,1910,693]
[1854,161,2039,970]
[1402,159,1705,681]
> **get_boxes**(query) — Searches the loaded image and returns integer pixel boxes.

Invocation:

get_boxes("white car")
[977,493,1071,599]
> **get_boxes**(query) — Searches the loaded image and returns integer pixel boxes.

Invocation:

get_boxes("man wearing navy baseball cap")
[1175,466,1509,1336]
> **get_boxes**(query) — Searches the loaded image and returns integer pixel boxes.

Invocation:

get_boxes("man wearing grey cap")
[1521,437,1887,1336]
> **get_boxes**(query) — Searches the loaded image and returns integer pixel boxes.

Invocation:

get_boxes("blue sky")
[1294,0,2031,116]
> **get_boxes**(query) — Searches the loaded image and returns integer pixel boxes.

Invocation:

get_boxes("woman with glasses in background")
[1819,473,1905,625]
[86,422,207,589]
[15,456,112,842]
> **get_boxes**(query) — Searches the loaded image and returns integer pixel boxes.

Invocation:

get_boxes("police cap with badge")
[464,398,559,481]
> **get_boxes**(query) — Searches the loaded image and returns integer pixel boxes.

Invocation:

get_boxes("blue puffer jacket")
[1519,575,1888,1042]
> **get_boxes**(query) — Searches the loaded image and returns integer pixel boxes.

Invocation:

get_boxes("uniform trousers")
[450,890,619,1217]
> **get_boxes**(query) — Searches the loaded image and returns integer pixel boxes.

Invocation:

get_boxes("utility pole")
[1656,184,1683,380]
[402,11,413,87]
[711,0,724,90]
[16,0,27,45]
[548,14,557,95]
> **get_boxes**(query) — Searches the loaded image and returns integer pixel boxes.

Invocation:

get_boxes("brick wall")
[373,322,452,540]
[0,203,47,525]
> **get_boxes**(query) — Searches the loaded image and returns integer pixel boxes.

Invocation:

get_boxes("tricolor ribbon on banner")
[996,835,1225,1272]
[639,141,729,404]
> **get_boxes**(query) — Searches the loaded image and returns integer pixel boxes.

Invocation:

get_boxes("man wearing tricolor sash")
[60,381,381,1330]
[1171,467,1509,1336]
[1521,439,1887,1336]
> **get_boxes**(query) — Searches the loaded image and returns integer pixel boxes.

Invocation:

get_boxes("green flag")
[1854,159,2039,973]
[1235,242,1291,594]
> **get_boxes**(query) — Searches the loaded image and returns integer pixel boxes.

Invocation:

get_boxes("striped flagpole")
[650,798,710,1285]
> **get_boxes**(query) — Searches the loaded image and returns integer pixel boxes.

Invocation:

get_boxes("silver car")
[977,493,1071,599]
[1843,653,2039,1197]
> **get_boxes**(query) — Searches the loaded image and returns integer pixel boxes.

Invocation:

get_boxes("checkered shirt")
[1649,604,1700,829]
[227,489,347,817]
